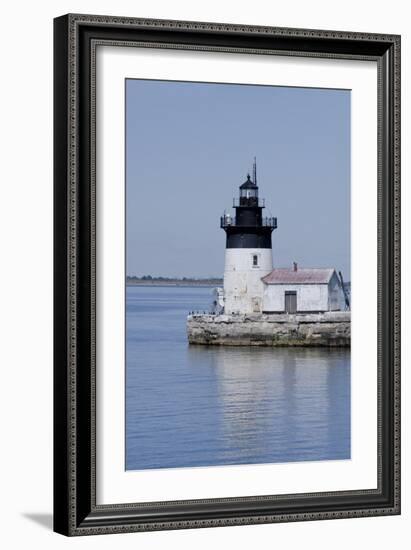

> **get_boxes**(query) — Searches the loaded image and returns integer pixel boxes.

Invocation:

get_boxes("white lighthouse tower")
[221,160,277,314]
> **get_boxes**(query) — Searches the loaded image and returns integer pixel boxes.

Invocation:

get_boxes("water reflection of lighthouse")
[189,346,350,464]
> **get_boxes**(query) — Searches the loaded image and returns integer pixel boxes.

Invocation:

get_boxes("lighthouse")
[221,160,277,314]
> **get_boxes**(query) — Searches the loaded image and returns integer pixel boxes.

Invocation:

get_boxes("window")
[253,255,258,267]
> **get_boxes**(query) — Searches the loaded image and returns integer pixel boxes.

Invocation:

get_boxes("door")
[285,291,297,313]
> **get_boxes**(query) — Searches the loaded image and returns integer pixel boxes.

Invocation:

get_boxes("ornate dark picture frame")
[53,13,400,536]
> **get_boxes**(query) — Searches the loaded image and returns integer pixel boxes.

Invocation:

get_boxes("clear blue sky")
[126,79,350,279]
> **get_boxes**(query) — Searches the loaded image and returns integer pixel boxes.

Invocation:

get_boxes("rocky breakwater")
[187,311,350,347]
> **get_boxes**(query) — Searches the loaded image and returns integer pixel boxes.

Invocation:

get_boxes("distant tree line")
[126,275,223,282]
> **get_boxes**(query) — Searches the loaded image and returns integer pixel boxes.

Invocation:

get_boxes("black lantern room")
[220,161,277,248]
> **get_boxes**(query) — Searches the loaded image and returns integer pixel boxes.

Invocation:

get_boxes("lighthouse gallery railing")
[232,197,266,207]
[220,216,277,229]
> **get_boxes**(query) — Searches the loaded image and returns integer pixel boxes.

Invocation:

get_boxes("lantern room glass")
[240,188,258,199]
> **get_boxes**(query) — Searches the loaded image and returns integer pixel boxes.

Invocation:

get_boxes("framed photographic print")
[53,14,401,536]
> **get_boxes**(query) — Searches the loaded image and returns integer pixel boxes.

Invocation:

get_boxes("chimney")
[293,262,298,272]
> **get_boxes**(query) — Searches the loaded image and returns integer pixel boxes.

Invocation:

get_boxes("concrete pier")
[187,311,350,347]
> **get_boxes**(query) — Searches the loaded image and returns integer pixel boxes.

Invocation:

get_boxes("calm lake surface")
[126,286,350,470]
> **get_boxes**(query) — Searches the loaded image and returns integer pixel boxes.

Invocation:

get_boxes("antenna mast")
[253,157,257,185]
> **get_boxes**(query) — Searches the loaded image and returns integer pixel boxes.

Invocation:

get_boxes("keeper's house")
[261,265,343,314]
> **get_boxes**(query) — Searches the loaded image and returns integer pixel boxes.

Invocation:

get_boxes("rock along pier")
[187,311,350,347]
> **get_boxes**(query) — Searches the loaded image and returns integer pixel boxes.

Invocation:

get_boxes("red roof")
[262,268,336,285]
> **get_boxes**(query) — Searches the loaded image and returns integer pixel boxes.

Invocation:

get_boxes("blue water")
[126,286,350,470]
